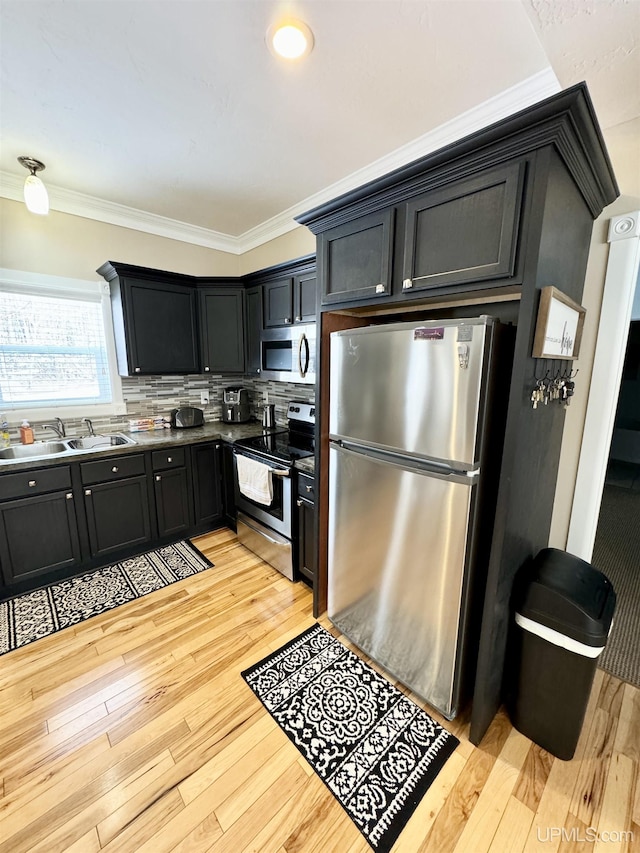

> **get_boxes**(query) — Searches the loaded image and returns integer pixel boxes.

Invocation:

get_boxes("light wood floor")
[0,528,638,852]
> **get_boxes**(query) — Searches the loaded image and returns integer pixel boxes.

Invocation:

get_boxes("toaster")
[170,407,205,429]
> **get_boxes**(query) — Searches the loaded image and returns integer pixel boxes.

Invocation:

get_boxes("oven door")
[233,449,292,538]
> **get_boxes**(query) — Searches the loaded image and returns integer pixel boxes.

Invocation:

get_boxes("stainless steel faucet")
[42,417,66,439]
[83,418,95,436]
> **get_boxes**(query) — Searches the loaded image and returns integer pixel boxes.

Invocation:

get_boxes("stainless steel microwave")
[260,324,316,385]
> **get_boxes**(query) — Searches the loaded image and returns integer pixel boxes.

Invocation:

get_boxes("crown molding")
[1,69,560,255]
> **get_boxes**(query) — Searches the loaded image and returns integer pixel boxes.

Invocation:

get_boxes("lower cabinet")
[0,440,225,599]
[152,447,192,538]
[84,475,152,558]
[0,489,82,586]
[191,443,222,529]
[296,471,317,587]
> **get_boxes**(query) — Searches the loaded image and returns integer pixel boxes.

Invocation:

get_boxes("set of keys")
[530,375,576,409]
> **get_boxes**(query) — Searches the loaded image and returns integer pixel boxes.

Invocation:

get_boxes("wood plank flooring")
[0,528,638,852]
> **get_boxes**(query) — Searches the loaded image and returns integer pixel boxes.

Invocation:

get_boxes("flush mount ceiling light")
[267,19,314,60]
[17,156,49,215]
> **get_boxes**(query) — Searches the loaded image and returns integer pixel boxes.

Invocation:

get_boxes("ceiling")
[1,0,638,249]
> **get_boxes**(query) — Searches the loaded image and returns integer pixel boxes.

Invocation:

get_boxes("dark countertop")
[0,419,275,473]
[295,456,315,475]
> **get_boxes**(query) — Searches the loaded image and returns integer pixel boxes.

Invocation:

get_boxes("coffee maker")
[222,386,251,423]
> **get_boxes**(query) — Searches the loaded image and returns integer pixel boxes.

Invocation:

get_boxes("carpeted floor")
[0,540,212,656]
[593,474,640,688]
[242,623,458,853]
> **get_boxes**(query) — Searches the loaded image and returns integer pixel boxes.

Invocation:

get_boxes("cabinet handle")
[284,318,291,324]
[256,368,261,374]
[28,480,36,487]
[112,466,119,473]
[402,278,413,290]
[295,315,301,322]
[305,484,313,492]
[167,456,172,463]
[156,475,162,481]
[134,367,141,373]
[66,493,73,500]
[85,489,92,496]
[204,366,210,372]
[375,284,386,294]
[296,499,303,507]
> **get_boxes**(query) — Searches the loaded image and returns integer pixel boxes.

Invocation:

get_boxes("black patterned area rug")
[0,540,213,656]
[242,623,459,852]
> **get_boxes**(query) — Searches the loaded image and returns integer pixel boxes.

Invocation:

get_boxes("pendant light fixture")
[17,156,49,215]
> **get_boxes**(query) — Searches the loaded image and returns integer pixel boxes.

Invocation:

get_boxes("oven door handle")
[270,468,290,477]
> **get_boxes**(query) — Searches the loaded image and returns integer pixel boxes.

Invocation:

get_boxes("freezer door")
[328,442,474,718]
[330,318,489,468]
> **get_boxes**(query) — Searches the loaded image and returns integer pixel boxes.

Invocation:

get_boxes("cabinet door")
[84,476,151,558]
[0,490,81,587]
[245,285,262,375]
[263,277,293,327]
[122,279,199,375]
[191,443,222,528]
[320,209,394,305]
[293,272,317,323]
[296,497,317,586]
[154,467,191,538]
[401,162,525,293]
[220,443,236,528]
[200,287,245,373]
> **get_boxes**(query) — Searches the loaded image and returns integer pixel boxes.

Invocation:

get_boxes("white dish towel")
[236,455,273,506]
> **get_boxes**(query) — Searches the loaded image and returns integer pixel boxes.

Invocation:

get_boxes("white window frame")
[0,268,126,420]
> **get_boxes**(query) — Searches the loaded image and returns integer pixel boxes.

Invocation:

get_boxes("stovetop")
[235,429,315,464]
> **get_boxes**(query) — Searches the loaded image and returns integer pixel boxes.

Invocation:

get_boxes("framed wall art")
[532,286,586,360]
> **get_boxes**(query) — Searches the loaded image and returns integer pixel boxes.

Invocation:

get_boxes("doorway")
[592,320,640,687]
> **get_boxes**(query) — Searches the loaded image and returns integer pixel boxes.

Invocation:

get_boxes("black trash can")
[508,547,616,760]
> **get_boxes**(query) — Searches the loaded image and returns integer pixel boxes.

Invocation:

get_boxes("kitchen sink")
[64,433,137,450]
[0,441,68,460]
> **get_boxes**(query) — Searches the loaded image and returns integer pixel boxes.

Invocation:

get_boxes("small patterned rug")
[0,540,212,656]
[242,623,459,853]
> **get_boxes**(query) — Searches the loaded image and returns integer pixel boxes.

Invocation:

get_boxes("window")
[0,270,124,417]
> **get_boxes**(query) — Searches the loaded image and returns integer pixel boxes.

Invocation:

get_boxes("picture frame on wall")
[532,286,586,360]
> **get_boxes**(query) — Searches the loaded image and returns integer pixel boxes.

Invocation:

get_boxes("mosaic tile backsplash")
[3,374,314,442]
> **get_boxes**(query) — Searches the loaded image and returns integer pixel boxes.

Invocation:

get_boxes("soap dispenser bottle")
[0,414,9,449]
[19,420,34,445]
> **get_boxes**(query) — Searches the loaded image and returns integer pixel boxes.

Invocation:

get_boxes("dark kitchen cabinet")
[293,272,317,323]
[152,447,191,538]
[0,488,81,588]
[400,162,525,295]
[296,471,317,588]
[245,285,263,375]
[191,442,222,529]
[81,454,151,558]
[98,262,200,376]
[199,286,245,374]
[318,209,395,306]
[263,276,294,327]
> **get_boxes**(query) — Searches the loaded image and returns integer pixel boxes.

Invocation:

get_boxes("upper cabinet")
[199,284,245,373]
[319,209,395,305]
[401,162,525,294]
[294,271,318,323]
[98,262,200,376]
[263,276,294,327]
[245,285,263,376]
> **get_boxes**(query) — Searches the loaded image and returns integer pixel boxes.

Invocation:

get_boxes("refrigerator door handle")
[333,439,479,484]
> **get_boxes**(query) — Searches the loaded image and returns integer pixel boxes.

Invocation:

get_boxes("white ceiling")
[1,0,638,249]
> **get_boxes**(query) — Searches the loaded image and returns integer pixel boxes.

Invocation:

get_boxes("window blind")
[0,290,113,408]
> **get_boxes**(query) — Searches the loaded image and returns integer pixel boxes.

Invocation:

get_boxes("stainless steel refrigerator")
[328,316,499,719]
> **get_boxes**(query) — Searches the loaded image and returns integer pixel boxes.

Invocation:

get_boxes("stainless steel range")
[233,402,315,580]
